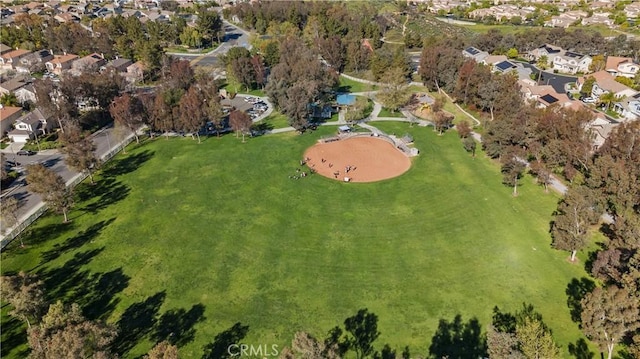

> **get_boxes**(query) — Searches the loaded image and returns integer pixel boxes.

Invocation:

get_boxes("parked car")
[582,97,596,104]
[17,150,36,156]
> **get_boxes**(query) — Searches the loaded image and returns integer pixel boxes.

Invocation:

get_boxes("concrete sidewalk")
[0,142,24,154]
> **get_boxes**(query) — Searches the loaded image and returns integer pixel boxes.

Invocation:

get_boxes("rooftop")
[0,106,23,122]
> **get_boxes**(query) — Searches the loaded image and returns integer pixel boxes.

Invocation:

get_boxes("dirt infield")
[303,137,411,183]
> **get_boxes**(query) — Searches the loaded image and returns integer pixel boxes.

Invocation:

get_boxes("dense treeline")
[419,34,639,358]
[225,1,397,76]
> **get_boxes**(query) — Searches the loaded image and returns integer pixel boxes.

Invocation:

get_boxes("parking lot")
[221,95,270,121]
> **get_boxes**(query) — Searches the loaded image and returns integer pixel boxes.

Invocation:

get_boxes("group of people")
[289,157,315,180]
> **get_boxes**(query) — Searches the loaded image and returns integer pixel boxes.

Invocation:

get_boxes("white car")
[582,97,596,103]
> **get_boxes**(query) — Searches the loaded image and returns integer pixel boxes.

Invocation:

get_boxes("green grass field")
[378,107,405,118]
[339,76,377,93]
[1,123,592,358]
[254,111,290,129]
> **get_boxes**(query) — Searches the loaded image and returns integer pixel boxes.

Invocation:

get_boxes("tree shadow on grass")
[0,316,27,358]
[81,180,130,215]
[113,291,166,356]
[75,267,130,321]
[151,304,206,347]
[428,314,487,359]
[102,150,154,178]
[250,122,274,137]
[202,322,250,359]
[568,338,595,359]
[36,248,131,320]
[37,247,104,300]
[40,218,115,262]
[2,221,75,257]
[566,277,596,323]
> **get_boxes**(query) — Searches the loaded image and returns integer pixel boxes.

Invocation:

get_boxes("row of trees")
[227,0,418,80]
[0,271,178,358]
[417,33,639,357]
[264,37,338,130]
[108,58,254,143]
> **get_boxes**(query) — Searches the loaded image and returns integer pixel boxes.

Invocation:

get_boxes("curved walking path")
[330,73,571,196]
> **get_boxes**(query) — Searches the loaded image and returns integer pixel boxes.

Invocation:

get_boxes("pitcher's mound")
[304,137,411,183]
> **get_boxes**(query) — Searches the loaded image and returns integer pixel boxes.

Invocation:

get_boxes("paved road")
[1,126,127,237]
[168,21,252,67]
[520,63,577,93]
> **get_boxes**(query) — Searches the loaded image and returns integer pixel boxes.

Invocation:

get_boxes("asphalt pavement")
[167,20,252,67]
[1,125,127,241]
[520,63,578,93]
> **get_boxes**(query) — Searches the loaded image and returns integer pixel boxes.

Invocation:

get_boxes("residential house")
[483,55,508,66]
[527,44,563,62]
[53,12,80,23]
[0,76,36,103]
[125,61,145,83]
[462,46,489,63]
[71,53,106,75]
[0,43,11,55]
[552,51,592,74]
[613,94,640,121]
[519,78,579,109]
[18,49,54,73]
[25,2,44,10]
[140,10,171,22]
[46,53,79,75]
[624,2,640,18]
[103,57,133,73]
[0,105,22,138]
[493,60,518,73]
[588,113,616,149]
[544,10,587,28]
[581,12,614,27]
[0,49,32,71]
[7,111,43,142]
[14,84,36,104]
[578,70,638,100]
[605,56,639,78]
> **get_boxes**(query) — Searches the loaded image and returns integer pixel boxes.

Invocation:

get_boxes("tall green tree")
[501,157,526,196]
[375,67,411,113]
[580,285,640,359]
[196,10,222,46]
[28,301,118,359]
[109,93,145,144]
[551,187,601,261]
[0,272,46,329]
[178,85,206,143]
[229,110,252,142]
[343,309,380,359]
[58,124,100,184]
[26,164,74,223]
[516,317,561,359]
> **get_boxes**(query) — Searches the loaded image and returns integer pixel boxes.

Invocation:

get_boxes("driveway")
[520,63,578,93]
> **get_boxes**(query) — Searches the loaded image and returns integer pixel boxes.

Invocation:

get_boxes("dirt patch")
[303,137,411,183]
